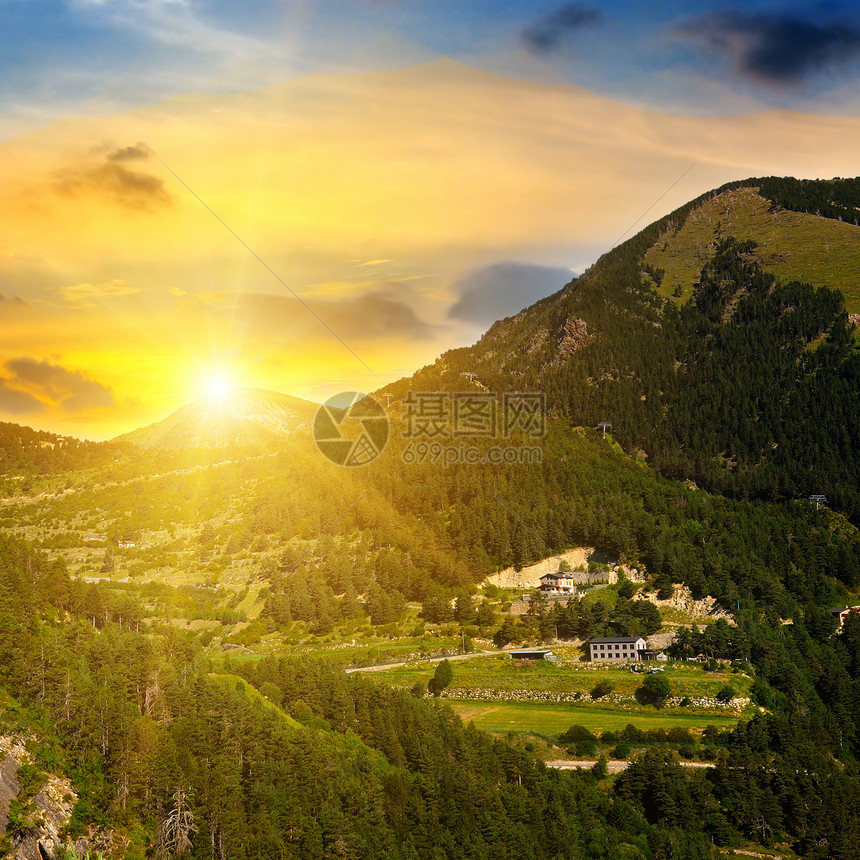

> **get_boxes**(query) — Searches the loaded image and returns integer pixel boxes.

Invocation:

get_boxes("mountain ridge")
[379,175,860,523]
[113,387,318,449]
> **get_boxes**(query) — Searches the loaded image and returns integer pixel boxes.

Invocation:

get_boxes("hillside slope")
[114,388,317,449]
[381,176,860,523]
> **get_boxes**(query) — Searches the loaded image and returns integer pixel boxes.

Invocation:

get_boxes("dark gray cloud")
[323,290,436,340]
[521,5,602,54]
[228,289,436,341]
[448,263,572,327]
[55,142,170,209]
[0,379,44,415]
[106,142,153,162]
[5,357,115,412]
[673,11,860,87]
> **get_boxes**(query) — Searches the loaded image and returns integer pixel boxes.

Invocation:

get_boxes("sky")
[1,0,860,438]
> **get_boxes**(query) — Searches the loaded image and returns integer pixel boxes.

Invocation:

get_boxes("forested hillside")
[1,521,860,857]
[383,177,860,523]
[0,175,859,857]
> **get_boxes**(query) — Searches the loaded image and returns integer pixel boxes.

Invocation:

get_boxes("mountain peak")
[114,388,318,449]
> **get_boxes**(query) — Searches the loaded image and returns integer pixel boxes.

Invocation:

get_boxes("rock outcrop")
[484,547,644,591]
[0,735,98,859]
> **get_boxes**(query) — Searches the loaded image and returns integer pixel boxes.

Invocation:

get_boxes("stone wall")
[441,688,749,710]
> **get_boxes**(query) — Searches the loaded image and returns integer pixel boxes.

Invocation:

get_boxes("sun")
[202,374,234,402]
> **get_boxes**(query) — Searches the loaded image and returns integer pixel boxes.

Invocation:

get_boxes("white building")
[539,572,576,594]
[588,636,647,661]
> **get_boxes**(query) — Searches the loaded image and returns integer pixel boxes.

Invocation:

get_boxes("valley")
[0,176,859,857]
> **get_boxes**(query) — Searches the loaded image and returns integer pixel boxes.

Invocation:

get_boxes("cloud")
[55,143,170,209]
[323,290,436,340]
[106,142,153,162]
[0,378,44,415]
[521,5,602,55]
[195,288,437,343]
[673,11,860,87]
[60,279,139,305]
[5,357,115,412]
[448,263,572,327]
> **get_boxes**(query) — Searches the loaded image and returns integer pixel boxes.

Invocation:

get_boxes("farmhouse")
[539,572,576,594]
[588,636,646,662]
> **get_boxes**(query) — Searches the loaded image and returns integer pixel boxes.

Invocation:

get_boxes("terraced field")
[366,652,755,735]
[448,701,740,735]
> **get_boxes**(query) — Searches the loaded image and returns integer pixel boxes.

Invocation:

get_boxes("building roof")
[589,637,645,645]
[510,649,554,656]
[540,572,570,580]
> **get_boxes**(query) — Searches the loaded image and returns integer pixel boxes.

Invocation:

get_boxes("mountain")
[382,176,860,523]
[2,177,860,858]
[113,387,318,449]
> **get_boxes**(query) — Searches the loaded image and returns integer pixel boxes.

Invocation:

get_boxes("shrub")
[666,727,694,745]
[715,684,735,703]
[591,679,615,700]
[612,742,631,760]
[560,724,598,745]
[636,673,671,707]
[619,724,645,744]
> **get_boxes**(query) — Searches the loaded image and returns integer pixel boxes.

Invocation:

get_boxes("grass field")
[208,673,303,728]
[369,653,754,701]
[448,701,740,735]
[646,186,860,314]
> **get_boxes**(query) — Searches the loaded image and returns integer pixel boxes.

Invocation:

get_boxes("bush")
[715,684,735,703]
[619,724,645,744]
[612,742,631,759]
[617,578,636,600]
[559,724,598,745]
[636,673,671,707]
[591,679,615,700]
[666,727,694,745]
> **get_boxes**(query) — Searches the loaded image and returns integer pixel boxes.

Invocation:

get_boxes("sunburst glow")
[202,374,234,403]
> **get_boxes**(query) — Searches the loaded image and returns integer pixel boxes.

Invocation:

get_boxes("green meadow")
[448,701,741,735]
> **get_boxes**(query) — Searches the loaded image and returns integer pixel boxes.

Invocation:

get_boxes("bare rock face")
[556,317,594,360]
[637,585,734,624]
[0,736,96,860]
[484,547,644,591]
